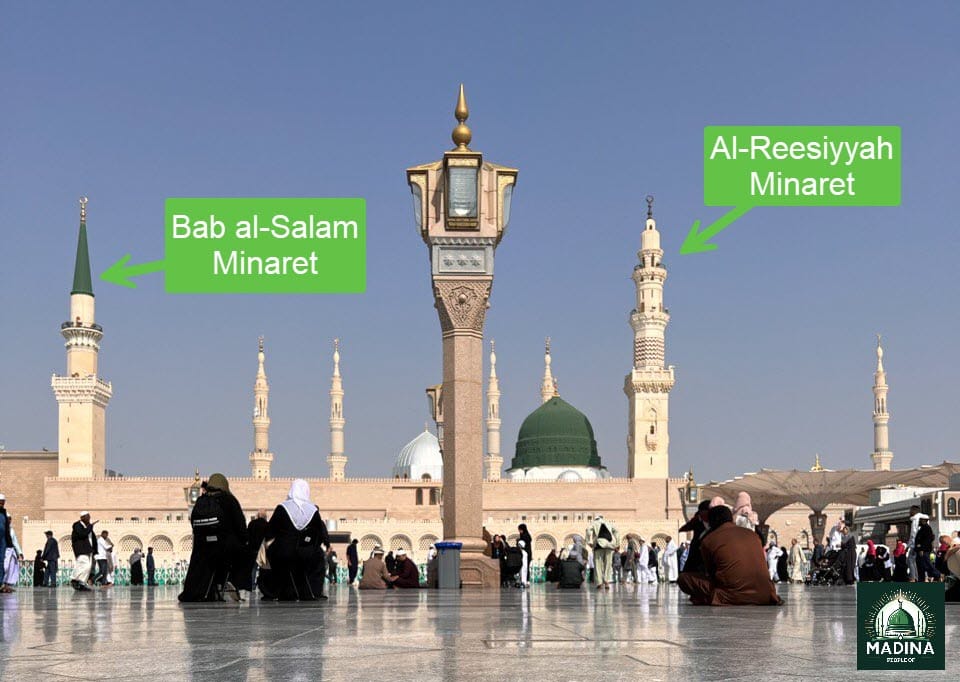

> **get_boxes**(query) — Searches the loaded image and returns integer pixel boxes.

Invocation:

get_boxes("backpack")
[505,547,523,570]
[191,494,224,543]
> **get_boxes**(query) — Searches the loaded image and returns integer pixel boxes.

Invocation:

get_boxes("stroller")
[500,546,524,586]
[806,549,844,585]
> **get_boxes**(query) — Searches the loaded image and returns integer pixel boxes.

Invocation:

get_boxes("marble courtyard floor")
[0,583,955,681]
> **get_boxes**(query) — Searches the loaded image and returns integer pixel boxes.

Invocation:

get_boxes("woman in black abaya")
[260,479,329,601]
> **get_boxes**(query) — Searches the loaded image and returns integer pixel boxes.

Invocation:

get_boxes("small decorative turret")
[485,339,502,480]
[328,338,347,480]
[249,336,274,479]
[871,334,893,471]
[540,337,555,404]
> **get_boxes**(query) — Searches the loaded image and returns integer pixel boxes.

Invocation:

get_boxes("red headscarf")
[894,540,906,557]
[867,540,876,557]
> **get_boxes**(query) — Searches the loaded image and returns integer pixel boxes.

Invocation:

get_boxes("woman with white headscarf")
[261,479,330,601]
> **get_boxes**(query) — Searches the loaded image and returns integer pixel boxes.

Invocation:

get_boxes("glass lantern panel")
[447,167,478,217]
[502,184,514,228]
[410,184,423,229]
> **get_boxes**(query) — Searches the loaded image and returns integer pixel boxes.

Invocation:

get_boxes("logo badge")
[857,583,945,670]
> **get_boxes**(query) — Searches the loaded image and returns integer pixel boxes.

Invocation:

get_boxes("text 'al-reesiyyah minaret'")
[624,196,675,479]
[871,335,893,471]
[328,338,347,480]
[485,340,502,481]
[249,336,274,479]
[52,197,113,478]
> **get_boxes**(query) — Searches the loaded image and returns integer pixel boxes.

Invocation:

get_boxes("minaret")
[871,334,893,471]
[485,340,502,481]
[52,197,113,478]
[624,196,675,479]
[328,338,347,480]
[249,336,274,479]
[540,337,555,404]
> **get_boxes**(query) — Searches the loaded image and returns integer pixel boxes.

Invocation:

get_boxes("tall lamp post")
[407,85,517,587]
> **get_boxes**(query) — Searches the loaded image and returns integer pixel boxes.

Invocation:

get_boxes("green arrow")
[100,255,165,289]
[680,206,753,255]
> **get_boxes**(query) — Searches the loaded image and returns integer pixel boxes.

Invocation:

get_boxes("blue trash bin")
[435,541,463,589]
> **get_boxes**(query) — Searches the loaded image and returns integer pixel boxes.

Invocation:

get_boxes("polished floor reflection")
[0,583,954,680]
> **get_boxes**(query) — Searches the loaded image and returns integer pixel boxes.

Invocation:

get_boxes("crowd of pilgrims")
[178,475,422,602]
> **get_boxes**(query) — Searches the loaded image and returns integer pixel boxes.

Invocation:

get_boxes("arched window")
[421,473,432,481]
[948,497,957,517]
[429,488,439,505]
[415,488,424,505]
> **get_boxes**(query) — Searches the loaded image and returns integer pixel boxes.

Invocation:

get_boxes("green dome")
[886,604,916,635]
[510,397,602,470]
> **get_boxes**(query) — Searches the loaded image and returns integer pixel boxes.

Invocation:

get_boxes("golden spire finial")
[79,196,88,223]
[334,337,340,353]
[258,335,264,353]
[811,453,824,472]
[194,468,200,483]
[646,195,654,219]
[452,83,472,150]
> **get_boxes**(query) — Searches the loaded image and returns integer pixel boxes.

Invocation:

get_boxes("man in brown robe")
[359,547,396,590]
[392,549,421,588]
[678,505,782,606]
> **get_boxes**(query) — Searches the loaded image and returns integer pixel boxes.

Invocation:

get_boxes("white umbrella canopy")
[700,462,959,515]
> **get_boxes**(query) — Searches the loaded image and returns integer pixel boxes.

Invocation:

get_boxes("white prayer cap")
[373,546,384,554]
[80,510,90,516]
[396,549,407,556]
[0,494,5,501]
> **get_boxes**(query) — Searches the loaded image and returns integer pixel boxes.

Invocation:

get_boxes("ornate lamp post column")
[407,85,517,587]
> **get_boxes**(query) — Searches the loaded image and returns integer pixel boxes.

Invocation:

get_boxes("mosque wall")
[0,451,59,538]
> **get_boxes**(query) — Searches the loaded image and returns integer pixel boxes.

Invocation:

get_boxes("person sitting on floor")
[359,546,397,590]
[391,549,420,588]
[261,479,330,601]
[677,505,782,606]
[179,473,248,602]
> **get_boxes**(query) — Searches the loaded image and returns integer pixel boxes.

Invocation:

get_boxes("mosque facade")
[5,199,849,568]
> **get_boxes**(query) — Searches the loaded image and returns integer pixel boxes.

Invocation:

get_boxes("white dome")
[505,465,609,481]
[393,429,443,481]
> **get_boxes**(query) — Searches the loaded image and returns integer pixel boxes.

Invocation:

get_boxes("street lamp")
[184,469,202,509]
[405,85,517,588]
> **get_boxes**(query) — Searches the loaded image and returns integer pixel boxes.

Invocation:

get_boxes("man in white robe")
[637,539,654,584]
[766,542,783,581]
[663,536,679,583]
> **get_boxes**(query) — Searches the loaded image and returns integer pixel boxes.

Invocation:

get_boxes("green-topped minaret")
[52,197,113,478]
[71,199,94,296]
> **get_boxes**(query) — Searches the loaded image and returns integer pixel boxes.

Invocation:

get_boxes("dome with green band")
[510,397,602,470]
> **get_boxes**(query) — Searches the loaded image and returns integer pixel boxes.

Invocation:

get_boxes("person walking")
[347,538,359,585]
[70,512,98,592]
[663,536,679,583]
[766,541,783,582]
[0,494,21,593]
[146,547,157,586]
[95,530,114,585]
[648,542,660,582]
[622,541,638,584]
[585,514,619,590]
[129,548,145,585]
[41,530,59,587]
[788,538,806,583]
[914,517,941,582]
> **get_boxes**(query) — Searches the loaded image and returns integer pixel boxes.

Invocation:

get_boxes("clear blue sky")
[2,3,958,481]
